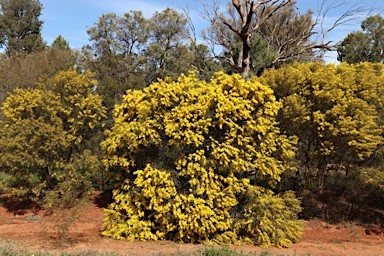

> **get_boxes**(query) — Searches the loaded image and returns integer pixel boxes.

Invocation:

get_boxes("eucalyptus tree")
[83,11,147,114]
[143,8,194,84]
[337,14,384,63]
[202,0,366,78]
[83,8,197,116]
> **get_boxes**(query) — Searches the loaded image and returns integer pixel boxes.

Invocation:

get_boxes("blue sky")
[40,0,383,63]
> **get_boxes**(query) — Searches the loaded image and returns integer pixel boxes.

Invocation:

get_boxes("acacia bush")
[258,62,384,221]
[101,71,302,247]
[0,69,106,202]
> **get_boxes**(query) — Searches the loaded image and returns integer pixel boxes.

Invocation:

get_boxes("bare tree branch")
[200,0,372,78]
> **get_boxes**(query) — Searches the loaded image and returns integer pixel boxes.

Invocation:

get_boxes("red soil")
[0,192,383,256]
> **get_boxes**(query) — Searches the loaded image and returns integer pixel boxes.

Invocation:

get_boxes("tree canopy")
[81,8,201,117]
[51,35,71,51]
[258,62,384,219]
[202,0,366,78]
[0,0,45,57]
[337,14,384,63]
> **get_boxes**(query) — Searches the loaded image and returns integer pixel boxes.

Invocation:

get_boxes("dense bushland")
[0,0,384,248]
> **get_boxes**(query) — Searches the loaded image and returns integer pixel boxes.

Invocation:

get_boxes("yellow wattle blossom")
[258,62,384,203]
[102,71,302,247]
[0,68,106,201]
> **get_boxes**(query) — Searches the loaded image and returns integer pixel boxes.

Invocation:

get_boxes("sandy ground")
[0,192,383,256]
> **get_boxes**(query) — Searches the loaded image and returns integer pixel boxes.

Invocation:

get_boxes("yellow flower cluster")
[259,62,384,163]
[39,69,107,145]
[102,71,301,246]
[0,69,106,200]
[2,88,65,124]
[102,165,177,241]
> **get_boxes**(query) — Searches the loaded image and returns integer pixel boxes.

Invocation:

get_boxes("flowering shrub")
[101,71,302,247]
[0,69,106,201]
[258,62,384,194]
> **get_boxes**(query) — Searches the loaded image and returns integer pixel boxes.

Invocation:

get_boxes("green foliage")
[144,8,193,82]
[342,168,384,219]
[51,35,71,51]
[362,167,384,191]
[338,15,384,63]
[82,8,220,117]
[101,71,302,247]
[190,43,223,82]
[0,171,9,187]
[0,0,45,57]
[0,69,106,202]
[82,11,144,114]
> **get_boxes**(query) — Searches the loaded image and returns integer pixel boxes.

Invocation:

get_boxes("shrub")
[258,62,384,221]
[0,69,106,202]
[101,71,302,247]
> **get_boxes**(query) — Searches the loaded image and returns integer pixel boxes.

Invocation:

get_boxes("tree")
[101,71,302,247]
[337,15,384,63]
[202,0,366,78]
[82,8,204,117]
[82,12,142,115]
[190,42,224,81]
[222,34,279,76]
[51,35,70,51]
[0,69,106,201]
[142,8,194,83]
[0,0,45,57]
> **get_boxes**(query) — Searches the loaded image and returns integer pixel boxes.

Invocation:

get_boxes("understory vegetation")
[0,240,306,256]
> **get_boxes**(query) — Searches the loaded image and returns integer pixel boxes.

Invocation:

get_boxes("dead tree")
[201,0,368,78]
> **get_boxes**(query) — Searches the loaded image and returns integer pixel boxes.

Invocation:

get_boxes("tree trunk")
[238,37,251,78]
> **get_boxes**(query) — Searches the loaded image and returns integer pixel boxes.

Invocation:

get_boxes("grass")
[0,171,9,185]
[0,241,309,256]
[0,240,120,256]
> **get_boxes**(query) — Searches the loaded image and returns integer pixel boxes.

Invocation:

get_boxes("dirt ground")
[0,192,383,256]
